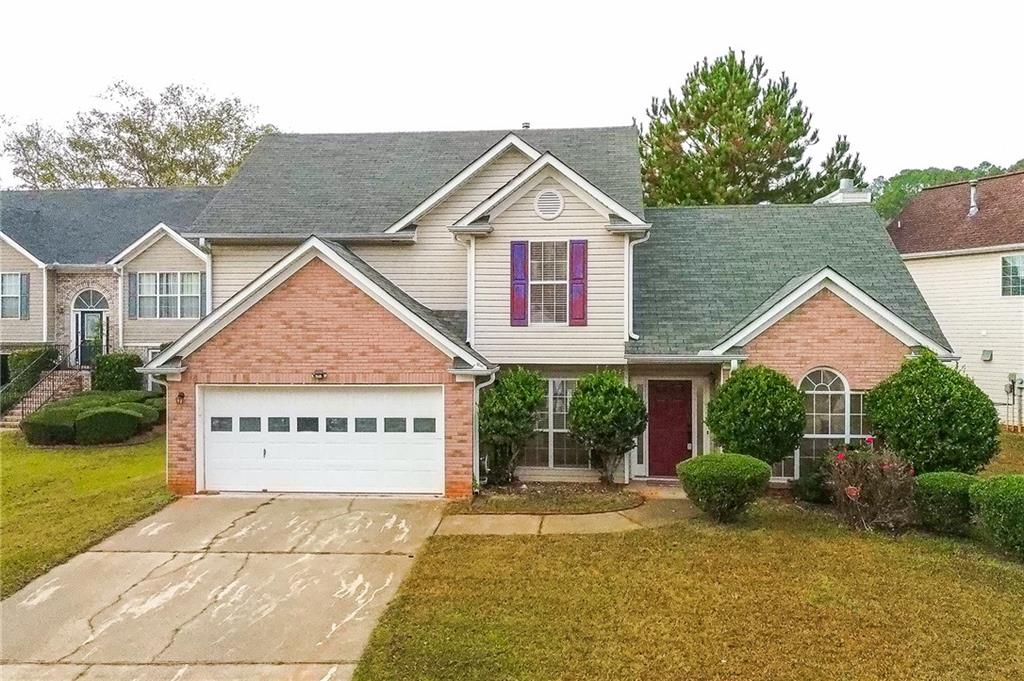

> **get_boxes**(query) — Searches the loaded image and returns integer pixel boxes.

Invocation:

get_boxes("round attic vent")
[534,189,564,220]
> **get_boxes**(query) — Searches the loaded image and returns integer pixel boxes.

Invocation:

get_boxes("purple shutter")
[510,241,528,326]
[569,240,587,326]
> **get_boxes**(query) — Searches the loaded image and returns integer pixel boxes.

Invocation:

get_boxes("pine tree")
[640,50,864,205]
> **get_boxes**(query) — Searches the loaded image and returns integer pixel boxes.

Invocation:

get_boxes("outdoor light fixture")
[312,369,327,380]
[175,391,185,405]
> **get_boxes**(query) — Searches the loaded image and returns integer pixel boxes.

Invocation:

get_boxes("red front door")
[647,380,693,477]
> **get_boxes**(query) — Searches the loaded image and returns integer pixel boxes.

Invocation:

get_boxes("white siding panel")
[0,241,44,344]
[473,176,626,364]
[123,235,207,345]
[211,243,294,307]
[905,250,1024,419]
[352,148,532,310]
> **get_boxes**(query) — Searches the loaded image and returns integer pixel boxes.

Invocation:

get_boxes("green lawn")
[447,482,643,515]
[984,432,1024,476]
[0,431,173,598]
[357,501,1023,681]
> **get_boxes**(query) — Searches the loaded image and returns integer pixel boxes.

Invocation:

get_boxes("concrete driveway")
[1,494,444,681]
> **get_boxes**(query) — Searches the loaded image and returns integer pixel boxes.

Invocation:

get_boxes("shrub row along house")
[0,126,954,496]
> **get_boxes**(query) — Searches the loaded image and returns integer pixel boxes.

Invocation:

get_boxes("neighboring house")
[0,127,952,497]
[887,171,1024,423]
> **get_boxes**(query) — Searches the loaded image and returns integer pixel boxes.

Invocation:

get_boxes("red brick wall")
[744,289,909,390]
[166,257,473,497]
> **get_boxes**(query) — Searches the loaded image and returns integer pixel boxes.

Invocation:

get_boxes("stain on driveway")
[1,495,443,681]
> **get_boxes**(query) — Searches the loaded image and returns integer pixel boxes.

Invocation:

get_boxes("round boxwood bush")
[705,365,804,465]
[866,352,999,473]
[479,368,547,485]
[568,370,647,483]
[74,407,142,445]
[112,401,160,431]
[914,471,977,536]
[970,475,1024,559]
[21,407,79,445]
[92,352,143,391]
[676,453,771,522]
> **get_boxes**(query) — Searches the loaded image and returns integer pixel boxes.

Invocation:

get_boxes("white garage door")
[200,385,445,494]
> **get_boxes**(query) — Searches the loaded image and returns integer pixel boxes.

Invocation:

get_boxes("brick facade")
[165,257,474,498]
[51,271,121,353]
[743,289,910,390]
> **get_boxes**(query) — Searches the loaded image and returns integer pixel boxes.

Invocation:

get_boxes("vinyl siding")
[472,175,626,364]
[210,243,294,307]
[0,240,44,344]
[352,148,532,309]
[905,250,1024,418]
[122,235,207,346]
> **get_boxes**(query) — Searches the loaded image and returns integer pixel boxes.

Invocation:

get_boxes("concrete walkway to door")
[1,494,443,681]
[435,498,698,536]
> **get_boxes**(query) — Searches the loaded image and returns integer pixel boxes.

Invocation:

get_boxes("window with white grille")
[529,241,568,324]
[534,189,564,220]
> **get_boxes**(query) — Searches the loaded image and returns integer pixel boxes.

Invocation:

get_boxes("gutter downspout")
[41,266,48,342]
[200,238,213,315]
[473,370,498,490]
[627,231,652,340]
[114,264,124,351]
[454,234,475,344]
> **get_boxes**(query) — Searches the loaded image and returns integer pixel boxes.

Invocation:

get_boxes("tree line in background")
[2,55,1019,219]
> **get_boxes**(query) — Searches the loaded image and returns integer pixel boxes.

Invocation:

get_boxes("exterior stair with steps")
[0,369,89,431]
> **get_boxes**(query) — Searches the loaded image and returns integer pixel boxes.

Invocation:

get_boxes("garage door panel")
[201,386,445,494]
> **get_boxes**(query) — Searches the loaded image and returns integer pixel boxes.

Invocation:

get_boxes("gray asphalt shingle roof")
[628,204,950,355]
[320,240,493,368]
[187,127,643,234]
[1,188,217,264]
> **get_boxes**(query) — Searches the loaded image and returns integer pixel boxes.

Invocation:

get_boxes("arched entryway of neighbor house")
[70,289,109,366]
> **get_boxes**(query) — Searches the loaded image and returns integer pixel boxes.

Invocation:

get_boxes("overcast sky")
[2,0,1022,188]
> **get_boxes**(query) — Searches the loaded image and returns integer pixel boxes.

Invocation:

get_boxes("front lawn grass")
[983,432,1024,476]
[0,431,173,598]
[356,501,1024,681]
[447,482,643,515]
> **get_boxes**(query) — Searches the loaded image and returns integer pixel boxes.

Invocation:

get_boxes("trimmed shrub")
[112,401,160,431]
[914,472,977,536]
[676,453,771,522]
[792,458,831,504]
[479,368,547,485]
[866,351,1000,473]
[705,365,804,465]
[93,352,143,391]
[568,370,647,483]
[21,407,78,445]
[74,407,141,445]
[823,447,915,533]
[145,396,167,424]
[970,476,1024,559]
[105,389,155,404]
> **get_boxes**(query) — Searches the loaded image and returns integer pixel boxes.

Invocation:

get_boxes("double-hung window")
[138,272,201,319]
[773,368,869,480]
[522,378,588,469]
[529,241,568,324]
[0,273,21,319]
[1002,255,1024,296]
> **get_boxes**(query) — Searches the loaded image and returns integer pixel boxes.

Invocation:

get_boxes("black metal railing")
[0,341,100,420]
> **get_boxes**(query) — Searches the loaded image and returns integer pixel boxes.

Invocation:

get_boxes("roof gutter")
[900,242,1024,260]
[184,232,418,243]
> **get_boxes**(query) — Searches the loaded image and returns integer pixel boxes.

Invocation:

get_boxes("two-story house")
[0,126,952,497]
[887,171,1024,425]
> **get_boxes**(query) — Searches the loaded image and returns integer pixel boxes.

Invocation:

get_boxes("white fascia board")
[901,242,1024,260]
[107,223,209,265]
[709,267,949,355]
[144,237,487,372]
[454,153,647,228]
[0,231,46,267]
[384,133,541,234]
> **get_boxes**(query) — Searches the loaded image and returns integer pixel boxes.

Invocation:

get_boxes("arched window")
[72,289,109,310]
[773,368,869,480]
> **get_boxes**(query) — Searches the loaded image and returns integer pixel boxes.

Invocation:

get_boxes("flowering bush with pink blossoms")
[822,445,915,532]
